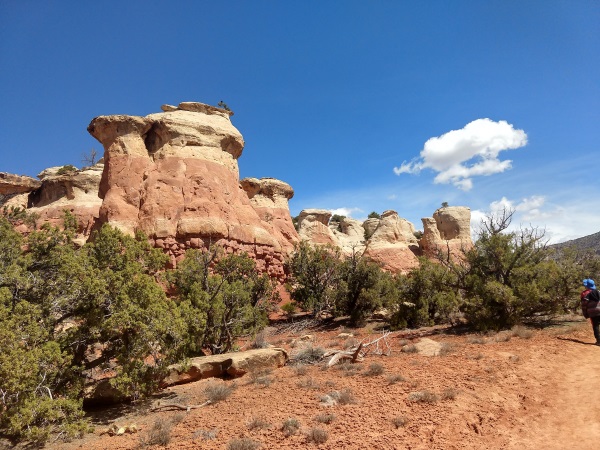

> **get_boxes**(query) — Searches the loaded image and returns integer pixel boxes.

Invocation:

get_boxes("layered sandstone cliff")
[420,206,472,257]
[363,210,420,272]
[0,166,103,244]
[87,102,294,278]
[295,206,472,273]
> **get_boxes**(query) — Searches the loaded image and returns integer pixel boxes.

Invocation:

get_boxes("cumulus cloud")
[330,207,363,217]
[468,195,600,244]
[394,119,527,190]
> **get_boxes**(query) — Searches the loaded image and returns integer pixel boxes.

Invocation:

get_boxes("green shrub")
[56,164,78,175]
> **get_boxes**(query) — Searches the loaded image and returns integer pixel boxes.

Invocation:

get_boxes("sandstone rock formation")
[296,209,337,246]
[163,348,288,387]
[363,210,420,272]
[0,172,42,195]
[28,164,104,245]
[240,177,298,249]
[0,172,42,210]
[331,216,366,254]
[88,102,293,278]
[420,206,473,257]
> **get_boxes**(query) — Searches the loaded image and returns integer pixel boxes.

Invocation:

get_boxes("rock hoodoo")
[363,210,421,272]
[0,101,474,279]
[28,164,104,245]
[87,102,293,277]
[296,209,338,246]
[420,206,472,257]
[240,177,298,249]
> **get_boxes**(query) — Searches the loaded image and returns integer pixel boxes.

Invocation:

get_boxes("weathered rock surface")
[163,348,288,386]
[88,102,293,278]
[297,209,337,246]
[331,217,366,255]
[363,210,420,272]
[0,172,42,195]
[420,206,472,257]
[240,177,298,249]
[27,164,103,245]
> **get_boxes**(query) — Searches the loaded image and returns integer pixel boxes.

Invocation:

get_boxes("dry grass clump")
[292,346,325,364]
[438,342,458,356]
[315,413,336,424]
[401,343,418,353]
[248,369,273,388]
[297,377,321,390]
[363,362,385,376]
[322,388,356,405]
[467,353,485,360]
[441,388,459,400]
[344,337,360,349]
[386,374,406,385]
[336,361,362,377]
[251,330,270,349]
[292,364,308,376]
[139,418,173,447]
[204,381,234,403]
[247,416,271,430]
[494,331,512,342]
[193,428,218,440]
[467,336,487,345]
[392,415,409,428]
[281,418,301,437]
[227,437,261,450]
[511,325,533,339]
[306,427,329,444]
[509,354,521,363]
[407,390,439,403]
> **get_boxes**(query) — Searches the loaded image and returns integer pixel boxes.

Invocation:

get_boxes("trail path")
[40,321,600,450]
[505,329,600,449]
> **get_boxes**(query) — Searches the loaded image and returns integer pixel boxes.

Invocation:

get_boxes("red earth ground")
[33,316,600,449]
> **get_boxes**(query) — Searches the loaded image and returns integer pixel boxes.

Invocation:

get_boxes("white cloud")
[471,195,600,244]
[394,119,527,190]
[329,207,363,217]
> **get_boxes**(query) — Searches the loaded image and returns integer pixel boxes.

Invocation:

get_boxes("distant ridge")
[552,231,600,255]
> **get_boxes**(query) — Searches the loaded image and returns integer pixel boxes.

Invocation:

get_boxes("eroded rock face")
[297,209,337,246]
[88,102,291,278]
[420,206,472,257]
[363,210,420,272]
[24,164,103,245]
[0,172,42,195]
[163,348,289,387]
[331,217,366,255]
[240,177,298,249]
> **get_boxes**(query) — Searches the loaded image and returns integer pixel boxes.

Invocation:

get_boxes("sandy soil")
[45,317,600,450]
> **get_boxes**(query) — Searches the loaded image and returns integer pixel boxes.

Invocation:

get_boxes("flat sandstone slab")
[163,348,288,386]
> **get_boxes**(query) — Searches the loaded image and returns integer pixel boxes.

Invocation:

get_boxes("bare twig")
[151,400,212,412]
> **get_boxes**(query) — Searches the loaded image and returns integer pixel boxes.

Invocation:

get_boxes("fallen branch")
[325,343,364,367]
[151,400,211,412]
[361,330,394,356]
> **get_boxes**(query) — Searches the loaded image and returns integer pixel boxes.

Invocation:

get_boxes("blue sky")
[1,1,599,243]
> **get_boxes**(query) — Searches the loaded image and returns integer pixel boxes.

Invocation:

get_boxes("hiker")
[581,278,600,345]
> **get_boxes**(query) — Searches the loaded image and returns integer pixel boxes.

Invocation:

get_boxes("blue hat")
[583,279,596,289]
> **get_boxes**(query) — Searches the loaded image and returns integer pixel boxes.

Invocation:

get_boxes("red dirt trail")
[45,318,600,450]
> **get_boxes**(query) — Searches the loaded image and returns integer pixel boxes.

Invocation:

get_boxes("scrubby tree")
[334,248,396,327]
[169,248,277,354]
[0,214,187,442]
[285,241,341,316]
[389,257,460,329]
